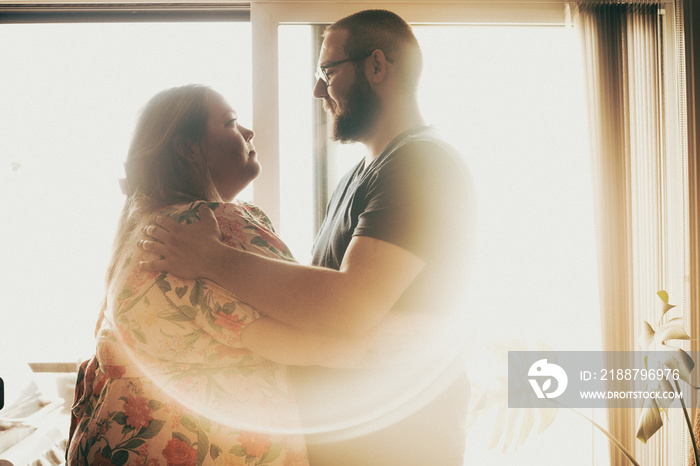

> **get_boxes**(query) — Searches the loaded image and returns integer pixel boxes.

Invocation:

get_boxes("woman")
[67,85,372,465]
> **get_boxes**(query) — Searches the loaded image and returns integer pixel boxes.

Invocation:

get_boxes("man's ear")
[366,49,389,85]
[173,135,198,162]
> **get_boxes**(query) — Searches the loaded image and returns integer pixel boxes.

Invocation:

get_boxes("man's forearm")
[205,242,384,335]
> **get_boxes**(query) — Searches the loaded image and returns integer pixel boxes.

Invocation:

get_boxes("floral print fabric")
[67,201,308,466]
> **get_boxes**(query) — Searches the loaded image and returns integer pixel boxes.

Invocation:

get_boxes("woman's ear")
[173,135,198,162]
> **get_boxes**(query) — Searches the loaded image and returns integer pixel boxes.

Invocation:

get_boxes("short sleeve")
[216,202,295,262]
[354,141,472,260]
[142,202,271,350]
[240,202,277,232]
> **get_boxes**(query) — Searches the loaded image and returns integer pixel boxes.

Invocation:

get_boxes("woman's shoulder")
[159,200,223,224]
[237,201,276,231]
[158,200,266,225]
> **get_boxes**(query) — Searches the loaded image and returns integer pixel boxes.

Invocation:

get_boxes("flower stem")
[566,406,641,466]
[675,379,699,466]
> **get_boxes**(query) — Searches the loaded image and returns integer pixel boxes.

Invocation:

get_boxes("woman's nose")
[241,125,254,141]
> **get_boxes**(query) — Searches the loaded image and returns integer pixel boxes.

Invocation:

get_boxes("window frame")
[249,0,571,226]
[0,2,250,22]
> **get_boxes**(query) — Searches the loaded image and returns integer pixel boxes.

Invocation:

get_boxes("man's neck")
[362,100,425,166]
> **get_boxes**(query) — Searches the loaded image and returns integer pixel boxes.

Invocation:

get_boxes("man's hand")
[137,204,223,279]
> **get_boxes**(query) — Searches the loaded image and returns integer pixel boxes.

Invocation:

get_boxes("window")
[0,17,252,362]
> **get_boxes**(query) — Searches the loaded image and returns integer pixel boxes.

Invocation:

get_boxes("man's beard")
[330,73,380,143]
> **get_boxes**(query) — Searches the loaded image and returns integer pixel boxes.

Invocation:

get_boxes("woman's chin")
[249,160,262,181]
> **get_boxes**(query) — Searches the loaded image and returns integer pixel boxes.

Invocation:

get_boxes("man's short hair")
[327,9,423,92]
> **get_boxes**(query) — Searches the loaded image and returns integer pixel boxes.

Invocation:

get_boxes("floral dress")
[67,201,309,466]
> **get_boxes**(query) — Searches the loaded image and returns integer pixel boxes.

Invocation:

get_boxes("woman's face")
[201,91,260,201]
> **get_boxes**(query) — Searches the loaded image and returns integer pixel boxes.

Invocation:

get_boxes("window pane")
[415,25,601,348]
[413,25,603,463]
[279,26,316,263]
[0,21,252,363]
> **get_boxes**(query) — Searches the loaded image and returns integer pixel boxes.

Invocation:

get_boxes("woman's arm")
[138,205,426,337]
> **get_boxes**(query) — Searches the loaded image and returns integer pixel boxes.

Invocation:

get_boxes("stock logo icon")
[528,359,568,399]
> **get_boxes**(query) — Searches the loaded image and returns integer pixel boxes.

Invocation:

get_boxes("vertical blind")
[575,2,689,464]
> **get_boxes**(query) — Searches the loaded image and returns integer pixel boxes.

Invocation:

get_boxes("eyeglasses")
[315,51,373,85]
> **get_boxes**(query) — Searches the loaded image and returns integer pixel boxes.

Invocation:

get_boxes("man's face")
[313,29,380,143]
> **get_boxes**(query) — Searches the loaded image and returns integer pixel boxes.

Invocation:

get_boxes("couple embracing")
[68,9,474,466]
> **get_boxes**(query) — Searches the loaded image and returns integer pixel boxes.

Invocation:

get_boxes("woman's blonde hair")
[96,84,222,334]
[125,84,222,207]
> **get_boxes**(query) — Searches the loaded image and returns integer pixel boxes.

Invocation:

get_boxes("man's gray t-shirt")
[292,125,475,465]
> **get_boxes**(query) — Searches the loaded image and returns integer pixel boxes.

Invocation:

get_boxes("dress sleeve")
[149,201,297,349]
[107,201,297,360]
[155,273,265,349]
[218,202,295,262]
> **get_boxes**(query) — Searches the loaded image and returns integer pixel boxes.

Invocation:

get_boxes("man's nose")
[312,77,328,99]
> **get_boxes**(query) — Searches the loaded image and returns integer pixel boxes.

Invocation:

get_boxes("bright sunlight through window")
[0,21,252,363]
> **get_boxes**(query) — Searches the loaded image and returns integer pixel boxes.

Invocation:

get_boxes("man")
[140,9,474,465]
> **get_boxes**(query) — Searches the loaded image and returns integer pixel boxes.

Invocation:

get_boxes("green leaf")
[200,298,213,315]
[121,425,134,435]
[639,321,656,349]
[191,280,205,306]
[181,413,198,433]
[471,345,559,453]
[656,318,691,342]
[144,296,150,306]
[657,290,669,303]
[656,290,676,321]
[172,431,192,446]
[175,286,188,299]
[206,311,217,327]
[113,412,128,425]
[132,329,147,344]
[148,399,163,411]
[118,286,134,301]
[103,445,112,458]
[221,302,237,315]
[661,348,698,387]
[251,236,269,248]
[210,444,223,460]
[160,311,194,322]
[122,438,145,450]
[178,305,197,320]
[112,450,129,466]
[636,398,664,443]
[640,317,690,350]
[229,444,247,456]
[183,331,201,346]
[197,428,210,465]
[200,416,211,432]
[156,275,172,293]
[259,443,282,464]
[137,419,165,440]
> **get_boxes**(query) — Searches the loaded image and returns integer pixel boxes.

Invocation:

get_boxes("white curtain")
[575,2,688,465]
